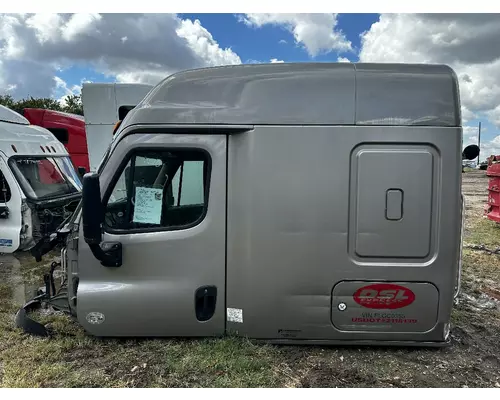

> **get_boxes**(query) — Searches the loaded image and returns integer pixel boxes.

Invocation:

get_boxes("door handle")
[194,285,217,322]
[386,189,404,221]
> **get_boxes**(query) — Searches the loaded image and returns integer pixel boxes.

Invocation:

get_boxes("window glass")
[9,156,82,200]
[47,128,69,144]
[105,150,208,231]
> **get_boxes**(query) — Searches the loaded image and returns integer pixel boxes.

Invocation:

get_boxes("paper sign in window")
[133,186,163,225]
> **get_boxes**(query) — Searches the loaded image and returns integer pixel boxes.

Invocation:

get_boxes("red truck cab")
[22,108,89,175]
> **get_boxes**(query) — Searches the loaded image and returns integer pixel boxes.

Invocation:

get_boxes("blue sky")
[178,13,380,63]
[0,13,497,158]
[54,14,381,89]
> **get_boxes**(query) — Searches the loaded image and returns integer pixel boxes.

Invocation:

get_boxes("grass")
[0,332,282,387]
[0,255,284,388]
[0,309,284,387]
[465,217,500,248]
[0,284,14,315]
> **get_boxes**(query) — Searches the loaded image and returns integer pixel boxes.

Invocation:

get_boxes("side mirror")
[82,173,103,245]
[462,144,480,161]
[82,173,122,268]
[77,166,87,178]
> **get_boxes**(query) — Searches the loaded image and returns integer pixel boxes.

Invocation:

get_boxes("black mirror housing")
[78,166,87,177]
[82,173,103,245]
[462,144,480,161]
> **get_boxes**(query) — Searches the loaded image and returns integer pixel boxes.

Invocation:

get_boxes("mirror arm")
[88,242,122,268]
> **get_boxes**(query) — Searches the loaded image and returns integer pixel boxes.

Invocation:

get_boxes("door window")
[104,149,210,232]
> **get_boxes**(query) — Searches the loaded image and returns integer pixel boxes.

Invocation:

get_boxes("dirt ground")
[0,170,499,388]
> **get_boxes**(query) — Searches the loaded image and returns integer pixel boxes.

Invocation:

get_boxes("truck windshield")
[9,156,82,200]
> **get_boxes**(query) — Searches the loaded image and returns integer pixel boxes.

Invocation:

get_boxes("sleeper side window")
[46,128,69,145]
[104,149,209,232]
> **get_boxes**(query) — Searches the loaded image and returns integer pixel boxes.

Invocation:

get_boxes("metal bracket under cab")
[14,204,80,336]
[14,261,70,337]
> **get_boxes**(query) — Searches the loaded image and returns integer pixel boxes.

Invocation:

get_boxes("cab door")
[76,133,227,337]
[0,156,22,253]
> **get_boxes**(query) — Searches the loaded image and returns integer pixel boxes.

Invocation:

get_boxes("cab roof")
[0,110,69,158]
[118,62,462,132]
[31,108,85,122]
[0,104,30,125]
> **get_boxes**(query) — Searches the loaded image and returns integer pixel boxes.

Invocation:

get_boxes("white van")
[0,105,82,254]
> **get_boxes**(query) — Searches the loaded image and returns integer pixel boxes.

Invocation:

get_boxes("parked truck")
[0,105,82,254]
[22,108,89,175]
[16,63,477,347]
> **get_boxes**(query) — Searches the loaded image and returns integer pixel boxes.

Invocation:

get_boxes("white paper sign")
[227,308,243,323]
[133,186,163,225]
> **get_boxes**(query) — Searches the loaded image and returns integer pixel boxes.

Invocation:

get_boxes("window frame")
[102,146,212,235]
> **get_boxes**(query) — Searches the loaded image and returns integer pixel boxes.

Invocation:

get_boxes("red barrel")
[485,161,500,223]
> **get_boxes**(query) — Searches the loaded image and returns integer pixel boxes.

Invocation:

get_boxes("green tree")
[62,94,84,115]
[0,94,16,110]
[0,93,84,116]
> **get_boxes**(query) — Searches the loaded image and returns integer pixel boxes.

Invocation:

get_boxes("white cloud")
[359,14,500,128]
[240,13,352,57]
[176,19,241,67]
[491,135,500,145]
[463,125,480,136]
[487,105,500,127]
[53,76,83,106]
[54,76,74,96]
[461,106,476,124]
[270,58,284,63]
[479,138,500,158]
[0,13,241,99]
[337,57,350,63]
[62,13,102,42]
[25,14,62,44]
[0,15,25,58]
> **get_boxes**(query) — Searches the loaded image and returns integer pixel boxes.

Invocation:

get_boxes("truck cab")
[17,63,477,346]
[0,105,82,254]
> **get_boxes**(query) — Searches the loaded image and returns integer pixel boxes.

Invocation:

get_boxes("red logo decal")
[353,284,415,309]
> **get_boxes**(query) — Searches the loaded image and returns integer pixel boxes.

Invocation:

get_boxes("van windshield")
[9,156,82,200]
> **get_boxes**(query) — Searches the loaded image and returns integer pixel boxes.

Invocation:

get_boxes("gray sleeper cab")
[70,63,464,346]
